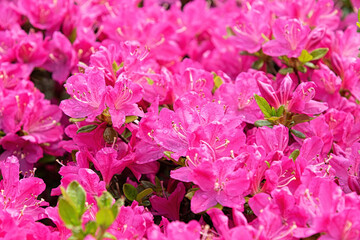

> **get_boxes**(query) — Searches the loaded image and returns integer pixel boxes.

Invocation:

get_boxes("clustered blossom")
[1,0,360,239]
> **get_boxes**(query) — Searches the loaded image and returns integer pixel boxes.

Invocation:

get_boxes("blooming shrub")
[1,0,360,239]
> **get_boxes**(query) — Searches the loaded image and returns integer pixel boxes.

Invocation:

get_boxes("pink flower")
[150,182,185,220]
[255,125,289,154]
[108,201,154,239]
[14,31,48,74]
[263,18,310,58]
[17,0,69,31]
[0,156,47,221]
[60,67,106,121]
[257,74,328,116]
[172,65,214,100]
[215,70,264,123]
[51,164,106,205]
[231,2,271,53]
[89,147,127,185]
[106,77,144,128]
[147,219,201,240]
[0,134,43,172]
[41,31,77,83]
[173,159,250,213]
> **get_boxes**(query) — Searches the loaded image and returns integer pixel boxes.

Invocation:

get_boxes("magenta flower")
[108,201,154,240]
[150,182,185,220]
[90,147,126,185]
[147,219,201,240]
[173,159,250,213]
[231,3,271,53]
[17,0,69,31]
[0,156,47,221]
[257,74,328,116]
[14,31,48,74]
[51,164,106,205]
[263,18,310,58]
[106,77,144,128]
[41,31,77,83]
[215,71,265,123]
[60,67,106,121]
[0,134,43,172]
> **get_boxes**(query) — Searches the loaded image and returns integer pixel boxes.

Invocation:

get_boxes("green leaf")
[123,183,137,201]
[305,62,316,69]
[125,115,138,123]
[226,26,236,37]
[136,188,154,202]
[279,67,294,75]
[267,116,282,122]
[69,28,77,44]
[163,151,174,159]
[142,200,151,206]
[140,181,156,190]
[254,94,272,118]
[112,61,122,73]
[110,201,120,218]
[77,124,98,134]
[290,129,306,139]
[58,198,81,227]
[71,226,86,239]
[84,221,98,235]
[310,48,329,60]
[298,49,313,63]
[289,149,300,162]
[103,232,117,240]
[146,77,154,85]
[252,59,264,70]
[185,188,199,200]
[96,208,115,228]
[276,105,285,117]
[265,161,271,168]
[291,114,314,126]
[271,107,277,116]
[209,203,223,211]
[212,73,223,93]
[69,117,86,123]
[297,65,307,73]
[96,191,114,209]
[254,120,273,127]
[66,181,86,215]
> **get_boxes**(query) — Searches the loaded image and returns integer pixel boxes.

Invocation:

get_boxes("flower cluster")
[1,0,360,239]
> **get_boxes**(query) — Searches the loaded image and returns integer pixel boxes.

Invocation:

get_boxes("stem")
[96,227,106,240]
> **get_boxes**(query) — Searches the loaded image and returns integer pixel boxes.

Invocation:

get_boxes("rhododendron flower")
[231,2,271,53]
[17,0,69,31]
[0,134,43,172]
[106,77,144,128]
[257,74,328,115]
[150,182,185,220]
[215,70,264,123]
[263,18,310,58]
[14,31,48,74]
[89,147,127,185]
[51,164,106,205]
[108,201,154,239]
[147,219,202,240]
[172,159,250,213]
[0,156,47,221]
[1,0,360,238]
[60,68,106,121]
[41,31,77,83]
